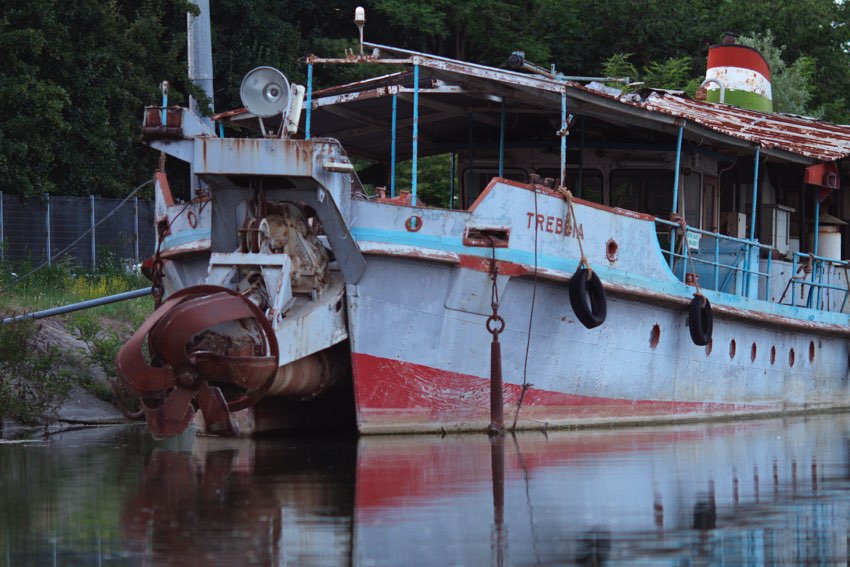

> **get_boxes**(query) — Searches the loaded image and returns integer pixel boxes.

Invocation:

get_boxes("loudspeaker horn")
[240,67,291,118]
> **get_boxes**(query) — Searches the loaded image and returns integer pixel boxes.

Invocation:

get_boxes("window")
[610,170,674,217]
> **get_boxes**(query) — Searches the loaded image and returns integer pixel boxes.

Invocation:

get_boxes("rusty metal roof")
[220,43,850,164]
[578,86,850,163]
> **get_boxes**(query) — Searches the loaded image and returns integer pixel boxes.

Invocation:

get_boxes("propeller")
[116,285,279,440]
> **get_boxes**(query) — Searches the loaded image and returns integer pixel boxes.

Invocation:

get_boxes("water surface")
[3,415,850,565]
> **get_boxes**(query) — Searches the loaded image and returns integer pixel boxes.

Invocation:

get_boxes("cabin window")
[610,169,674,218]
[684,173,703,229]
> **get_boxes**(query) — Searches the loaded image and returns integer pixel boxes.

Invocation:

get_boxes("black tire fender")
[688,295,713,346]
[569,267,607,329]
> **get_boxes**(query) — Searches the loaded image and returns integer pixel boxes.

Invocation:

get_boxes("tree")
[737,31,816,116]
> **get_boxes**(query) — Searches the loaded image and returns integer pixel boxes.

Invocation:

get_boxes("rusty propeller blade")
[141,387,195,440]
[197,382,238,436]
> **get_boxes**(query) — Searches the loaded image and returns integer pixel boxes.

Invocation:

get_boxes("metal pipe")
[700,78,726,103]
[160,81,168,128]
[45,194,51,266]
[749,148,761,241]
[498,99,505,178]
[560,92,567,187]
[390,93,397,197]
[2,288,150,325]
[668,125,684,268]
[411,63,419,206]
[305,64,313,140]
[745,147,761,297]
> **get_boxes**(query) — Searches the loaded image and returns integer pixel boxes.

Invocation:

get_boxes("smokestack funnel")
[704,39,772,113]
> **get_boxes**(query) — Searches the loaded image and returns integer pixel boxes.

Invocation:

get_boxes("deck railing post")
[668,125,684,268]
[745,147,761,296]
[498,99,506,178]
[411,62,419,206]
[305,63,313,140]
[560,91,567,187]
[390,92,397,197]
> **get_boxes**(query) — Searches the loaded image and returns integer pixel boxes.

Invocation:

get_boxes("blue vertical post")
[45,194,51,266]
[668,125,684,268]
[305,64,313,140]
[498,99,506,178]
[811,195,821,309]
[390,93,397,197]
[449,152,455,209]
[560,92,567,187]
[217,122,224,138]
[161,82,168,127]
[411,63,419,206]
[746,147,761,296]
[749,148,761,241]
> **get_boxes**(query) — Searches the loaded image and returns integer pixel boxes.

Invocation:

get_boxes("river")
[3,414,850,565]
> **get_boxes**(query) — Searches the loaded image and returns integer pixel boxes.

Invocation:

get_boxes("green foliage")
[0,0,849,201]
[738,31,816,116]
[602,53,693,91]
[0,320,72,424]
[602,54,638,86]
[393,154,457,208]
[642,57,692,90]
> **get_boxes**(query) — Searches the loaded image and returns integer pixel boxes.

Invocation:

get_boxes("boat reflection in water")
[116,414,850,565]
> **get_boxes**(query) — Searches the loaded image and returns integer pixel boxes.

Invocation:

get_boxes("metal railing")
[789,252,850,311]
[655,218,773,301]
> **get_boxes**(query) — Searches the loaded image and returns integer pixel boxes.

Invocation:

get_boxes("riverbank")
[0,260,152,434]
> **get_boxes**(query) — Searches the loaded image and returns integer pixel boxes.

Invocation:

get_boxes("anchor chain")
[486,240,505,436]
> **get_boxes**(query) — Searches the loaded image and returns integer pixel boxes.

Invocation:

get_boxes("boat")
[116,7,850,439]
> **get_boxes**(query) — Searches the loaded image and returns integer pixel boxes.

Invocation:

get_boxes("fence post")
[90,195,96,272]
[134,196,140,263]
[46,194,52,266]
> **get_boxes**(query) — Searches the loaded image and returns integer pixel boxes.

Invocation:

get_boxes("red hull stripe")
[707,45,771,79]
[352,353,764,428]
[354,421,772,516]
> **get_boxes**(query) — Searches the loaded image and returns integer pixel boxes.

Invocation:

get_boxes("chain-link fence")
[0,193,155,270]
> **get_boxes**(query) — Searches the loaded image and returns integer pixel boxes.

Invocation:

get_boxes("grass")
[0,255,153,423]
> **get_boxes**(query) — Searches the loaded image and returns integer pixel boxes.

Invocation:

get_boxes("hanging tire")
[688,295,713,346]
[569,267,607,329]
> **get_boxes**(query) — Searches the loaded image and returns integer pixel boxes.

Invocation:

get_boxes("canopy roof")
[216,43,850,165]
